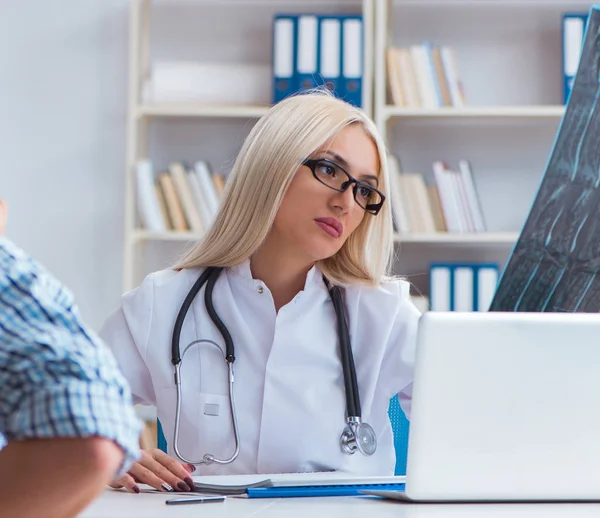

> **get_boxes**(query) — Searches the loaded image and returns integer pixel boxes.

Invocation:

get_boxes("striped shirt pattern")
[0,236,141,474]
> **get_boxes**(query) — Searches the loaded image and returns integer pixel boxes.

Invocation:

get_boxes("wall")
[0,0,128,329]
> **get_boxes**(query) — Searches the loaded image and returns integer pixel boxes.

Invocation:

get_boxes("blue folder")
[246,482,405,498]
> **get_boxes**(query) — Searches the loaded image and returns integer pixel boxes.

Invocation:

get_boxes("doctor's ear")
[0,199,7,235]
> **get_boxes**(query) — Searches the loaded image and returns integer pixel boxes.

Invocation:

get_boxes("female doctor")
[100,90,420,493]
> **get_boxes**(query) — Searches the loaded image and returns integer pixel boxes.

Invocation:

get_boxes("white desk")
[79,490,600,518]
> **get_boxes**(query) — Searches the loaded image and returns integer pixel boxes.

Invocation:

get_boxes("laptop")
[365,311,600,502]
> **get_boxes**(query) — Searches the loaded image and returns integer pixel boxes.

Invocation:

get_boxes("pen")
[165,495,226,505]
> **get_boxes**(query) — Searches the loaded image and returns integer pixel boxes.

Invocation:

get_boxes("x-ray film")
[490,6,600,312]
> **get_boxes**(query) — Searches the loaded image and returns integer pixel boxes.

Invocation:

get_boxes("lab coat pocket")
[194,392,236,463]
[155,386,233,463]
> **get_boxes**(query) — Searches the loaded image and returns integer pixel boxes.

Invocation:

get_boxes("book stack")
[388,155,486,234]
[134,159,224,233]
[386,43,465,108]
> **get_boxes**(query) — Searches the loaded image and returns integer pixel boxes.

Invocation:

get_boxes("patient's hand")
[109,449,195,493]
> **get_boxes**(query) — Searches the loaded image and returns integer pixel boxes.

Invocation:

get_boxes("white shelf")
[132,230,204,242]
[133,230,518,245]
[383,105,566,120]
[392,0,593,5]
[155,0,362,5]
[394,232,519,244]
[137,103,270,119]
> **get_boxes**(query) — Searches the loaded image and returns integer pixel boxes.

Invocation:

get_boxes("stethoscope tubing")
[171,268,213,365]
[204,268,235,363]
[327,283,361,418]
[173,354,241,465]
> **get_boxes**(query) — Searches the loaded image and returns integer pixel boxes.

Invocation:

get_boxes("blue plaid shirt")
[0,236,141,475]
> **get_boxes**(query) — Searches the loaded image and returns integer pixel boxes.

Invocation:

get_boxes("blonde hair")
[175,90,394,286]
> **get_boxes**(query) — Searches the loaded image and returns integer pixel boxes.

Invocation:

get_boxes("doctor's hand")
[109,449,196,493]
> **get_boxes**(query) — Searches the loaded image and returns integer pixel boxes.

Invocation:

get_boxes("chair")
[157,419,168,453]
[387,396,410,475]
[158,397,410,474]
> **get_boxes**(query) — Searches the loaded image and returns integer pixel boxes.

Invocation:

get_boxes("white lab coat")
[99,260,419,476]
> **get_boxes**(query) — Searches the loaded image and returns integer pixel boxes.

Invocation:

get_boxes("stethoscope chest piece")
[340,417,377,456]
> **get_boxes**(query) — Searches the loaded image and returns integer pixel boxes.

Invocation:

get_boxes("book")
[194,161,220,216]
[190,472,406,497]
[134,160,165,232]
[440,46,465,107]
[405,173,437,233]
[386,48,405,106]
[458,159,486,232]
[212,173,225,197]
[490,5,600,312]
[154,182,172,230]
[187,168,214,230]
[169,162,204,233]
[397,47,420,108]
[158,172,188,232]
[432,161,463,232]
[387,154,411,233]
[427,184,447,232]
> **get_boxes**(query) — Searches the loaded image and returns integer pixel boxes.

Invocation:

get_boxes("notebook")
[191,472,406,497]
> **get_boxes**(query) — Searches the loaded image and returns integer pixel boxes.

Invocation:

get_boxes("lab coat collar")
[228,259,324,293]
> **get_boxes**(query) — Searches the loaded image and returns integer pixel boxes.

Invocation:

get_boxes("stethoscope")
[171,266,377,466]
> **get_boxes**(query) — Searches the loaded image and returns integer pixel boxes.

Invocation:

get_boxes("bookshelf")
[372,0,594,294]
[124,0,375,292]
[124,0,588,298]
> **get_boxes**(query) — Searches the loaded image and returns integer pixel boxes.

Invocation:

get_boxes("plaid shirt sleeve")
[0,237,141,475]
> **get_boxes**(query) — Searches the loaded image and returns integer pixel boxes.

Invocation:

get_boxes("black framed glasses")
[303,158,385,215]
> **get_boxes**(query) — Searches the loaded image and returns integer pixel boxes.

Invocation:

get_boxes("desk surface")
[79,490,600,518]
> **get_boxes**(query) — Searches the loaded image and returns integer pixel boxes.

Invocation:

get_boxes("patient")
[0,199,142,518]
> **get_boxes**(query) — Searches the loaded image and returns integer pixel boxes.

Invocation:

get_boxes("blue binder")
[272,14,298,103]
[340,15,363,107]
[562,12,588,104]
[429,263,499,312]
[246,482,405,498]
[296,14,319,92]
[317,15,342,97]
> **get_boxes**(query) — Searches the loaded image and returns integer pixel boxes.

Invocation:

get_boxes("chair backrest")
[158,399,410,474]
[388,396,410,475]
[157,419,168,453]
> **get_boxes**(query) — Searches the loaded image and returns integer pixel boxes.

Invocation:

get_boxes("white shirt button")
[257,286,264,294]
